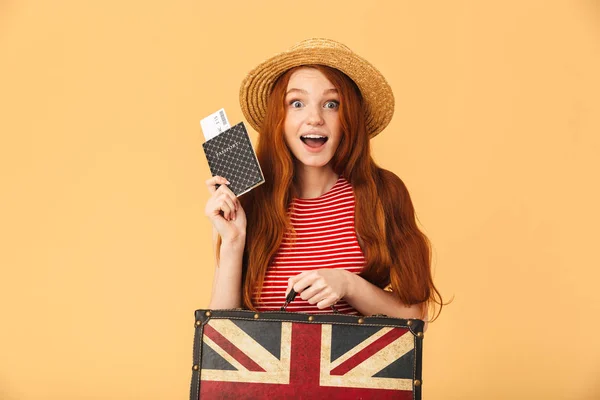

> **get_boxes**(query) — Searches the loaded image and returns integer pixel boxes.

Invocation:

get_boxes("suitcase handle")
[280,288,339,313]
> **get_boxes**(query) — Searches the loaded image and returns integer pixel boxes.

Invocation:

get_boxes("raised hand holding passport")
[204,175,246,244]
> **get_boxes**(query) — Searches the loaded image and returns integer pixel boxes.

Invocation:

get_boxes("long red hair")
[219,64,443,319]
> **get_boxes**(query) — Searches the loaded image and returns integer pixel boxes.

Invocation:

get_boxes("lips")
[300,134,328,148]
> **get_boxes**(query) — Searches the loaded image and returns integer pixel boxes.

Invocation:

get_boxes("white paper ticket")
[200,108,231,141]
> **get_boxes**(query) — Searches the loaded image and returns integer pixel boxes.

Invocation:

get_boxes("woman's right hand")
[204,176,247,243]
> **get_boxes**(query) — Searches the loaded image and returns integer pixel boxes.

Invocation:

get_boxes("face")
[283,67,343,171]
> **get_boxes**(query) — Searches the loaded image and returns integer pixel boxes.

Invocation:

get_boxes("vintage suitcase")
[190,295,424,400]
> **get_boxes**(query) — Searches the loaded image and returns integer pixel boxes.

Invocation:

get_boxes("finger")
[216,188,239,211]
[317,294,339,309]
[212,185,241,211]
[218,194,237,219]
[285,274,302,297]
[286,271,307,296]
[300,283,325,301]
[305,287,330,305]
[206,176,230,194]
[293,273,319,295]
[214,202,233,220]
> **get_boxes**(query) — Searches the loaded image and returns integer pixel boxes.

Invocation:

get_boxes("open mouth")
[300,134,329,148]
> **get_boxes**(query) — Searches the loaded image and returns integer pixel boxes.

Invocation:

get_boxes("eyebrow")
[285,88,339,96]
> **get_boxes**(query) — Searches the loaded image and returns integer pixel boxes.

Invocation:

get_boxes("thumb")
[285,278,294,298]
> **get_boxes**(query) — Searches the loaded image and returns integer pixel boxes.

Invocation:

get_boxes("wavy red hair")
[218,65,443,319]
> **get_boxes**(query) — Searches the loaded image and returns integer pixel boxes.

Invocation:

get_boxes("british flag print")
[192,312,422,400]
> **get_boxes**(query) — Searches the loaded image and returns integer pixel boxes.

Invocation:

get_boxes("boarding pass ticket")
[200,108,231,141]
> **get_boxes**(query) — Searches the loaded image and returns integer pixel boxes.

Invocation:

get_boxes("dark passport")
[202,121,265,196]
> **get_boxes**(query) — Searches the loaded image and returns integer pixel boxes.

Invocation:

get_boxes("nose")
[306,105,324,126]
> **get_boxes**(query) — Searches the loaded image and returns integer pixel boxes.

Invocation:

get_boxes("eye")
[289,100,303,108]
[324,100,340,109]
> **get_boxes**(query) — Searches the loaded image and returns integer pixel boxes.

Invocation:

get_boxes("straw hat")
[239,38,395,138]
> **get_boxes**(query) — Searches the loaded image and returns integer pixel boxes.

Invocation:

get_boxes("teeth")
[302,135,326,139]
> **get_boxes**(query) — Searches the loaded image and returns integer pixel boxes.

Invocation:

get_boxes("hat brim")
[239,40,395,138]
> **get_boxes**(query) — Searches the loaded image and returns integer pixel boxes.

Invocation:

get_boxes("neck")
[293,164,340,199]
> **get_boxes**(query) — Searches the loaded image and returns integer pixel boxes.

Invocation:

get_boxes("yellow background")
[1,1,599,399]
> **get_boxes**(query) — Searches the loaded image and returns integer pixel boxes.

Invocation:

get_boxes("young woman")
[204,38,443,323]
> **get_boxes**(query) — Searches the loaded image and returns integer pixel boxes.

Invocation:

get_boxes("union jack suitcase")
[189,305,425,399]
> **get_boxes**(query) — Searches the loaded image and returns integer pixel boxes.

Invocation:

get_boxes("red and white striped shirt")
[254,176,366,314]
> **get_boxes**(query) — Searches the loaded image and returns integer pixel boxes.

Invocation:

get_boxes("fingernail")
[225,179,231,185]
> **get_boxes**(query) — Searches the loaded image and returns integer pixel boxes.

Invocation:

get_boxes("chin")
[290,146,335,168]
[296,159,332,168]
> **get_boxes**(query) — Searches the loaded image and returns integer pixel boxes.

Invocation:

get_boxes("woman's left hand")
[286,269,352,309]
